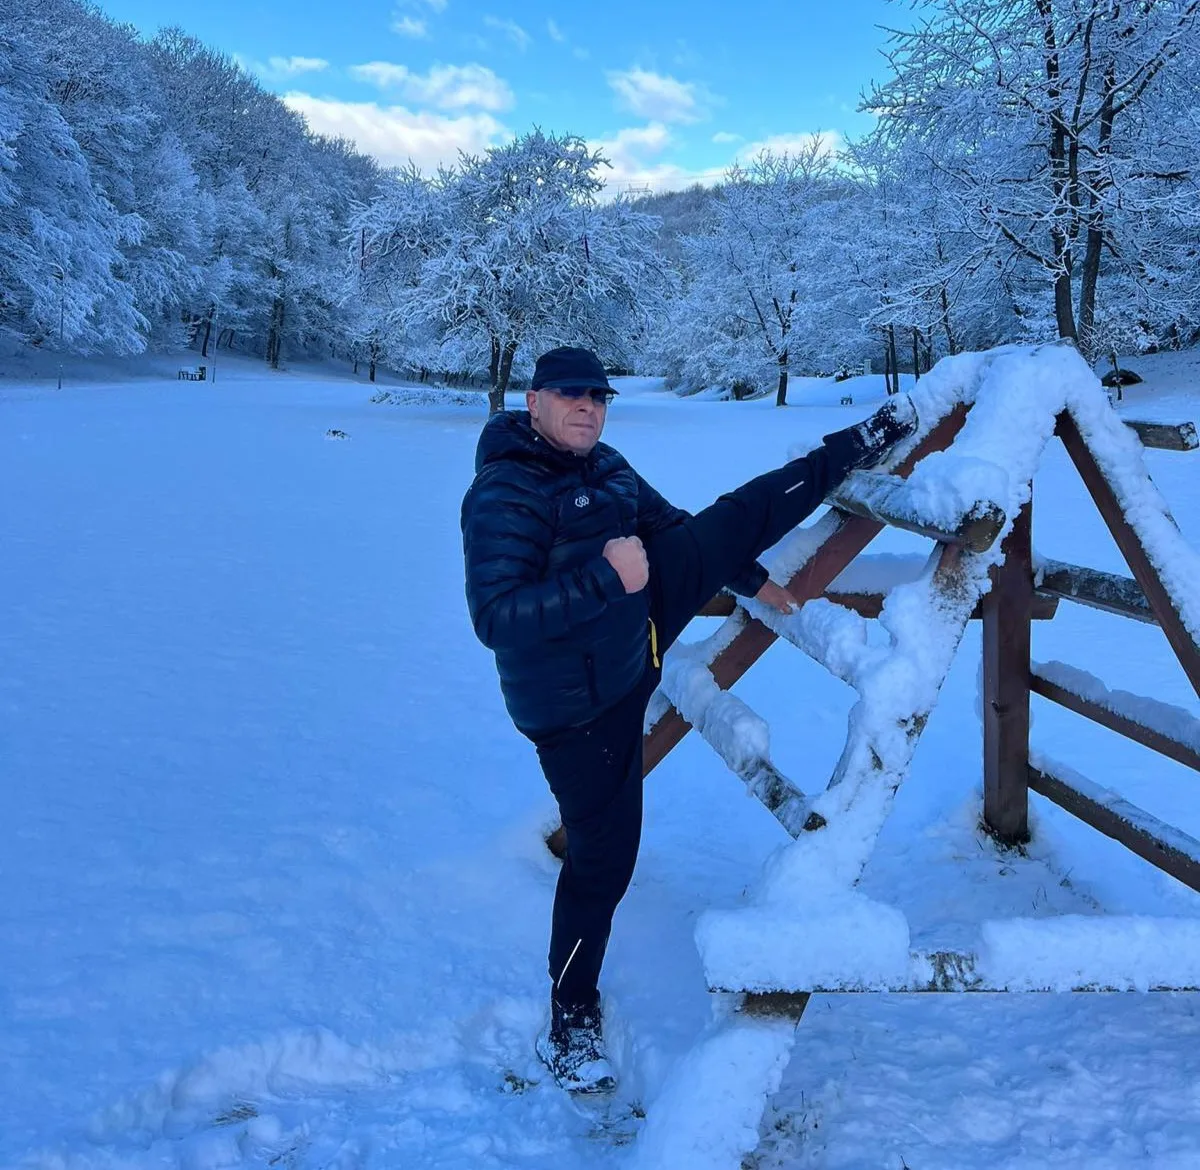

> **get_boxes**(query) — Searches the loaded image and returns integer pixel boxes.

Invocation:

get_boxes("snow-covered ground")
[2,350,1198,1169]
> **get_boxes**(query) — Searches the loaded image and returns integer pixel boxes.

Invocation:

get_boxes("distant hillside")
[632,184,723,263]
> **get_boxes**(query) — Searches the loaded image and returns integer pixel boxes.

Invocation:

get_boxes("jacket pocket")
[583,652,601,706]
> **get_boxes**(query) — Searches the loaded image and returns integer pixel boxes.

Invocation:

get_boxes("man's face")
[527,388,608,456]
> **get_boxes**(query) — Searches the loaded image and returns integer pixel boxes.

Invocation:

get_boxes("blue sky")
[100,0,903,192]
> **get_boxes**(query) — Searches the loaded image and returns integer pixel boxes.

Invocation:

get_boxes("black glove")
[822,395,919,475]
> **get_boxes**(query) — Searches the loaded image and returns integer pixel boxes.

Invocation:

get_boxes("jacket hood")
[474,409,601,474]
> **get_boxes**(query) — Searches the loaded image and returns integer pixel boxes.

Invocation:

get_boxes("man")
[461,346,917,1093]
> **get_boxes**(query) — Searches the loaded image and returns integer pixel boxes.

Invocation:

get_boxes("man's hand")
[755,579,796,614]
[603,536,649,593]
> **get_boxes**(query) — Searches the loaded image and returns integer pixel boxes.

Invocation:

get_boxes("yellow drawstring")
[649,619,660,668]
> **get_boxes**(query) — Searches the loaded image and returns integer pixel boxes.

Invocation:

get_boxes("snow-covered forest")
[6,0,1200,400]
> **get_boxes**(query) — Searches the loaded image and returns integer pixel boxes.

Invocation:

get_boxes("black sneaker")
[535,995,617,1094]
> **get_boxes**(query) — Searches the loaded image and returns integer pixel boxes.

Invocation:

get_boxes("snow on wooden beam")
[1125,419,1199,451]
[1036,558,1156,624]
[830,471,1006,553]
[711,918,1200,999]
[697,588,1058,621]
[1029,761,1200,893]
[1030,662,1200,773]
[656,651,813,837]
[727,957,1200,1003]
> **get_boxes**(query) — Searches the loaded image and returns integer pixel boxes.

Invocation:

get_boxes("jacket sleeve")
[462,467,627,651]
[634,471,769,598]
[634,471,689,537]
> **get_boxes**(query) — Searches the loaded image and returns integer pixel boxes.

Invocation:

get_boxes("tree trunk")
[200,307,214,358]
[775,349,788,407]
[491,339,517,413]
[487,336,504,414]
[1039,3,1078,342]
[1077,69,1116,358]
[1053,271,1077,342]
[887,324,900,395]
[940,285,958,356]
[267,297,285,369]
[911,327,921,383]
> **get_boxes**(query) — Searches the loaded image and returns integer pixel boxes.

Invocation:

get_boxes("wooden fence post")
[983,496,1033,844]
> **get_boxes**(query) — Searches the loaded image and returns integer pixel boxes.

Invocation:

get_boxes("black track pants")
[533,444,846,1008]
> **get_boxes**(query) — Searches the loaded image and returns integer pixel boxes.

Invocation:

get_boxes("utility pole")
[50,264,65,390]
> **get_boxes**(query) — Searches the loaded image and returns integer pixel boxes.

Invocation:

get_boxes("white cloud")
[588,122,724,196]
[349,62,514,111]
[272,56,328,76]
[483,16,532,52]
[284,93,508,170]
[546,18,565,42]
[733,130,841,163]
[607,68,709,124]
[391,0,445,37]
[391,16,428,37]
[711,130,741,144]
[238,55,329,82]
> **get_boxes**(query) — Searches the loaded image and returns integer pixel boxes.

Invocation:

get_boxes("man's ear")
[526,389,539,417]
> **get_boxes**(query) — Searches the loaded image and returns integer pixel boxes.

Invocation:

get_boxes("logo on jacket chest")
[574,492,591,508]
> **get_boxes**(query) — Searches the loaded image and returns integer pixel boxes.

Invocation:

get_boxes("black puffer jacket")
[461,411,767,738]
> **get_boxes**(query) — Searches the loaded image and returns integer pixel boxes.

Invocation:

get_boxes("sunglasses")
[550,385,615,405]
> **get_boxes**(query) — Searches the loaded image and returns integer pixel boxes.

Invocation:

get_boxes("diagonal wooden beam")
[1029,763,1200,893]
[1056,412,1200,697]
[644,405,971,775]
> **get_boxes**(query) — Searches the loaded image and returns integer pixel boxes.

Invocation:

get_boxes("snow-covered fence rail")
[697,579,1059,621]
[830,470,1006,552]
[1036,558,1156,623]
[643,403,971,776]
[1124,419,1198,452]
[984,405,1200,858]
[1030,662,1200,773]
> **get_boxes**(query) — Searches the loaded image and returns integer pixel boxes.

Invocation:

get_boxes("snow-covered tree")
[866,0,1200,356]
[654,142,840,404]
[354,130,663,411]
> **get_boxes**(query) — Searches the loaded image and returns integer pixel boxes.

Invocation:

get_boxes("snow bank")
[369,386,488,408]
[631,1015,799,1170]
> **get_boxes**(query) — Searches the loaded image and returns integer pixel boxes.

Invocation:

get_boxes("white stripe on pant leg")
[784,477,806,494]
[556,937,583,989]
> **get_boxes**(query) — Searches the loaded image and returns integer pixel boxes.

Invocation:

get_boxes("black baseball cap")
[530,347,617,394]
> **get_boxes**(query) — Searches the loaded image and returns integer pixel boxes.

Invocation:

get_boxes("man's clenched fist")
[603,536,649,593]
